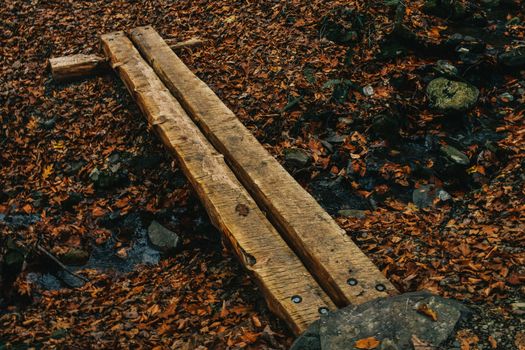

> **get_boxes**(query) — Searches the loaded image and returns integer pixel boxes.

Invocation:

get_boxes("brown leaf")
[417,303,438,321]
[412,335,435,350]
[354,336,380,349]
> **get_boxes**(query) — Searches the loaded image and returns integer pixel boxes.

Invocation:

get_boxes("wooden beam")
[100,31,335,335]
[49,39,206,82]
[129,26,398,307]
[48,54,108,81]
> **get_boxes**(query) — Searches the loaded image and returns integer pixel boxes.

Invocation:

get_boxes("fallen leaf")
[355,336,380,349]
[417,303,438,321]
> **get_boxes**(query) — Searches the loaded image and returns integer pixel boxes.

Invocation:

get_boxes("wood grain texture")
[100,31,334,335]
[49,40,203,82]
[130,26,398,307]
[48,54,108,81]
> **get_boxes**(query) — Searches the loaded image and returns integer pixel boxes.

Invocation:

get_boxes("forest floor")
[1,0,524,349]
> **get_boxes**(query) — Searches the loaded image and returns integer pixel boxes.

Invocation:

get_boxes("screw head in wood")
[347,278,358,286]
[375,283,386,292]
[318,307,330,315]
[291,295,302,303]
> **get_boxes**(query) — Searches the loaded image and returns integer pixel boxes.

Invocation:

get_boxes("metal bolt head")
[318,307,330,315]
[291,295,302,304]
[375,283,386,292]
[347,278,358,286]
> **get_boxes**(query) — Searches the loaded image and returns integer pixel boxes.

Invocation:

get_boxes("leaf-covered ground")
[1,0,524,349]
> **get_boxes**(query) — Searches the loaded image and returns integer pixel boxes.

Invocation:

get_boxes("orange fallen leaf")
[355,336,380,349]
[417,303,438,321]
[42,164,53,180]
[22,204,33,214]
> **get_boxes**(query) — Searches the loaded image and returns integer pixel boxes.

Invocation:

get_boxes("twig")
[36,244,89,283]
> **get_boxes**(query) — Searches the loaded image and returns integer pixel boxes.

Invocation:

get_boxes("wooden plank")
[49,39,206,82]
[129,26,398,307]
[100,31,335,335]
[48,54,108,81]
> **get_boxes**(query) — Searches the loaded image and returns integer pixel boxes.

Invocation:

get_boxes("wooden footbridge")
[50,26,397,335]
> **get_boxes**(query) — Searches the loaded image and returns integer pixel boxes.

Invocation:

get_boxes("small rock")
[284,148,311,168]
[89,167,128,189]
[64,160,86,175]
[427,78,479,113]
[148,220,181,252]
[441,145,470,165]
[412,185,450,209]
[292,291,471,350]
[338,209,367,218]
[499,47,525,68]
[39,117,56,130]
[499,92,514,102]
[413,185,435,209]
[60,248,90,266]
[437,189,452,201]
[325,132,347,144]
[362,84,374,96]
[435,60,459,77]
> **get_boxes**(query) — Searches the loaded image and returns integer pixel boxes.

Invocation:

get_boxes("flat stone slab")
[291,291,471,350]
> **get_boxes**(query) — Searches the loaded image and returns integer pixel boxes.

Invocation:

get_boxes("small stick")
[165,37,206,50]
[36,244,89,283]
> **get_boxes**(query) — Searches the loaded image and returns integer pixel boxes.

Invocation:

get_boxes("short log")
[48,54,108,81]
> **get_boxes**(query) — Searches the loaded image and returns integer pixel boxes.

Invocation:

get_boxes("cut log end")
[48,54,108,82]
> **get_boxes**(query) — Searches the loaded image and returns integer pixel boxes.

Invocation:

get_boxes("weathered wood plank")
[49,39,206,82]
[130,26,398,307]
[48,54,108,81]
[100,31,335,335]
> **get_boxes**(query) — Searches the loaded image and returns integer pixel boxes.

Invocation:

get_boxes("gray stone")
[338,209,367,219]
[148,220,180,252]
[284,148,311,168]
[499,47,525,68]
[427,78,479,113]
[413,185,452,209]
[499,92,514,102]
[60,248,90,266]
[291,291,471,350]
[441,145,470,165]
[88,166,128,189]
[435,60,459,77]
[65,160,86,175]
[412,185,435,209]
[290,321,321,350]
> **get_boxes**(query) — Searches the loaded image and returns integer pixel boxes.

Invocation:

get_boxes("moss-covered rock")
[426,77,479,113]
